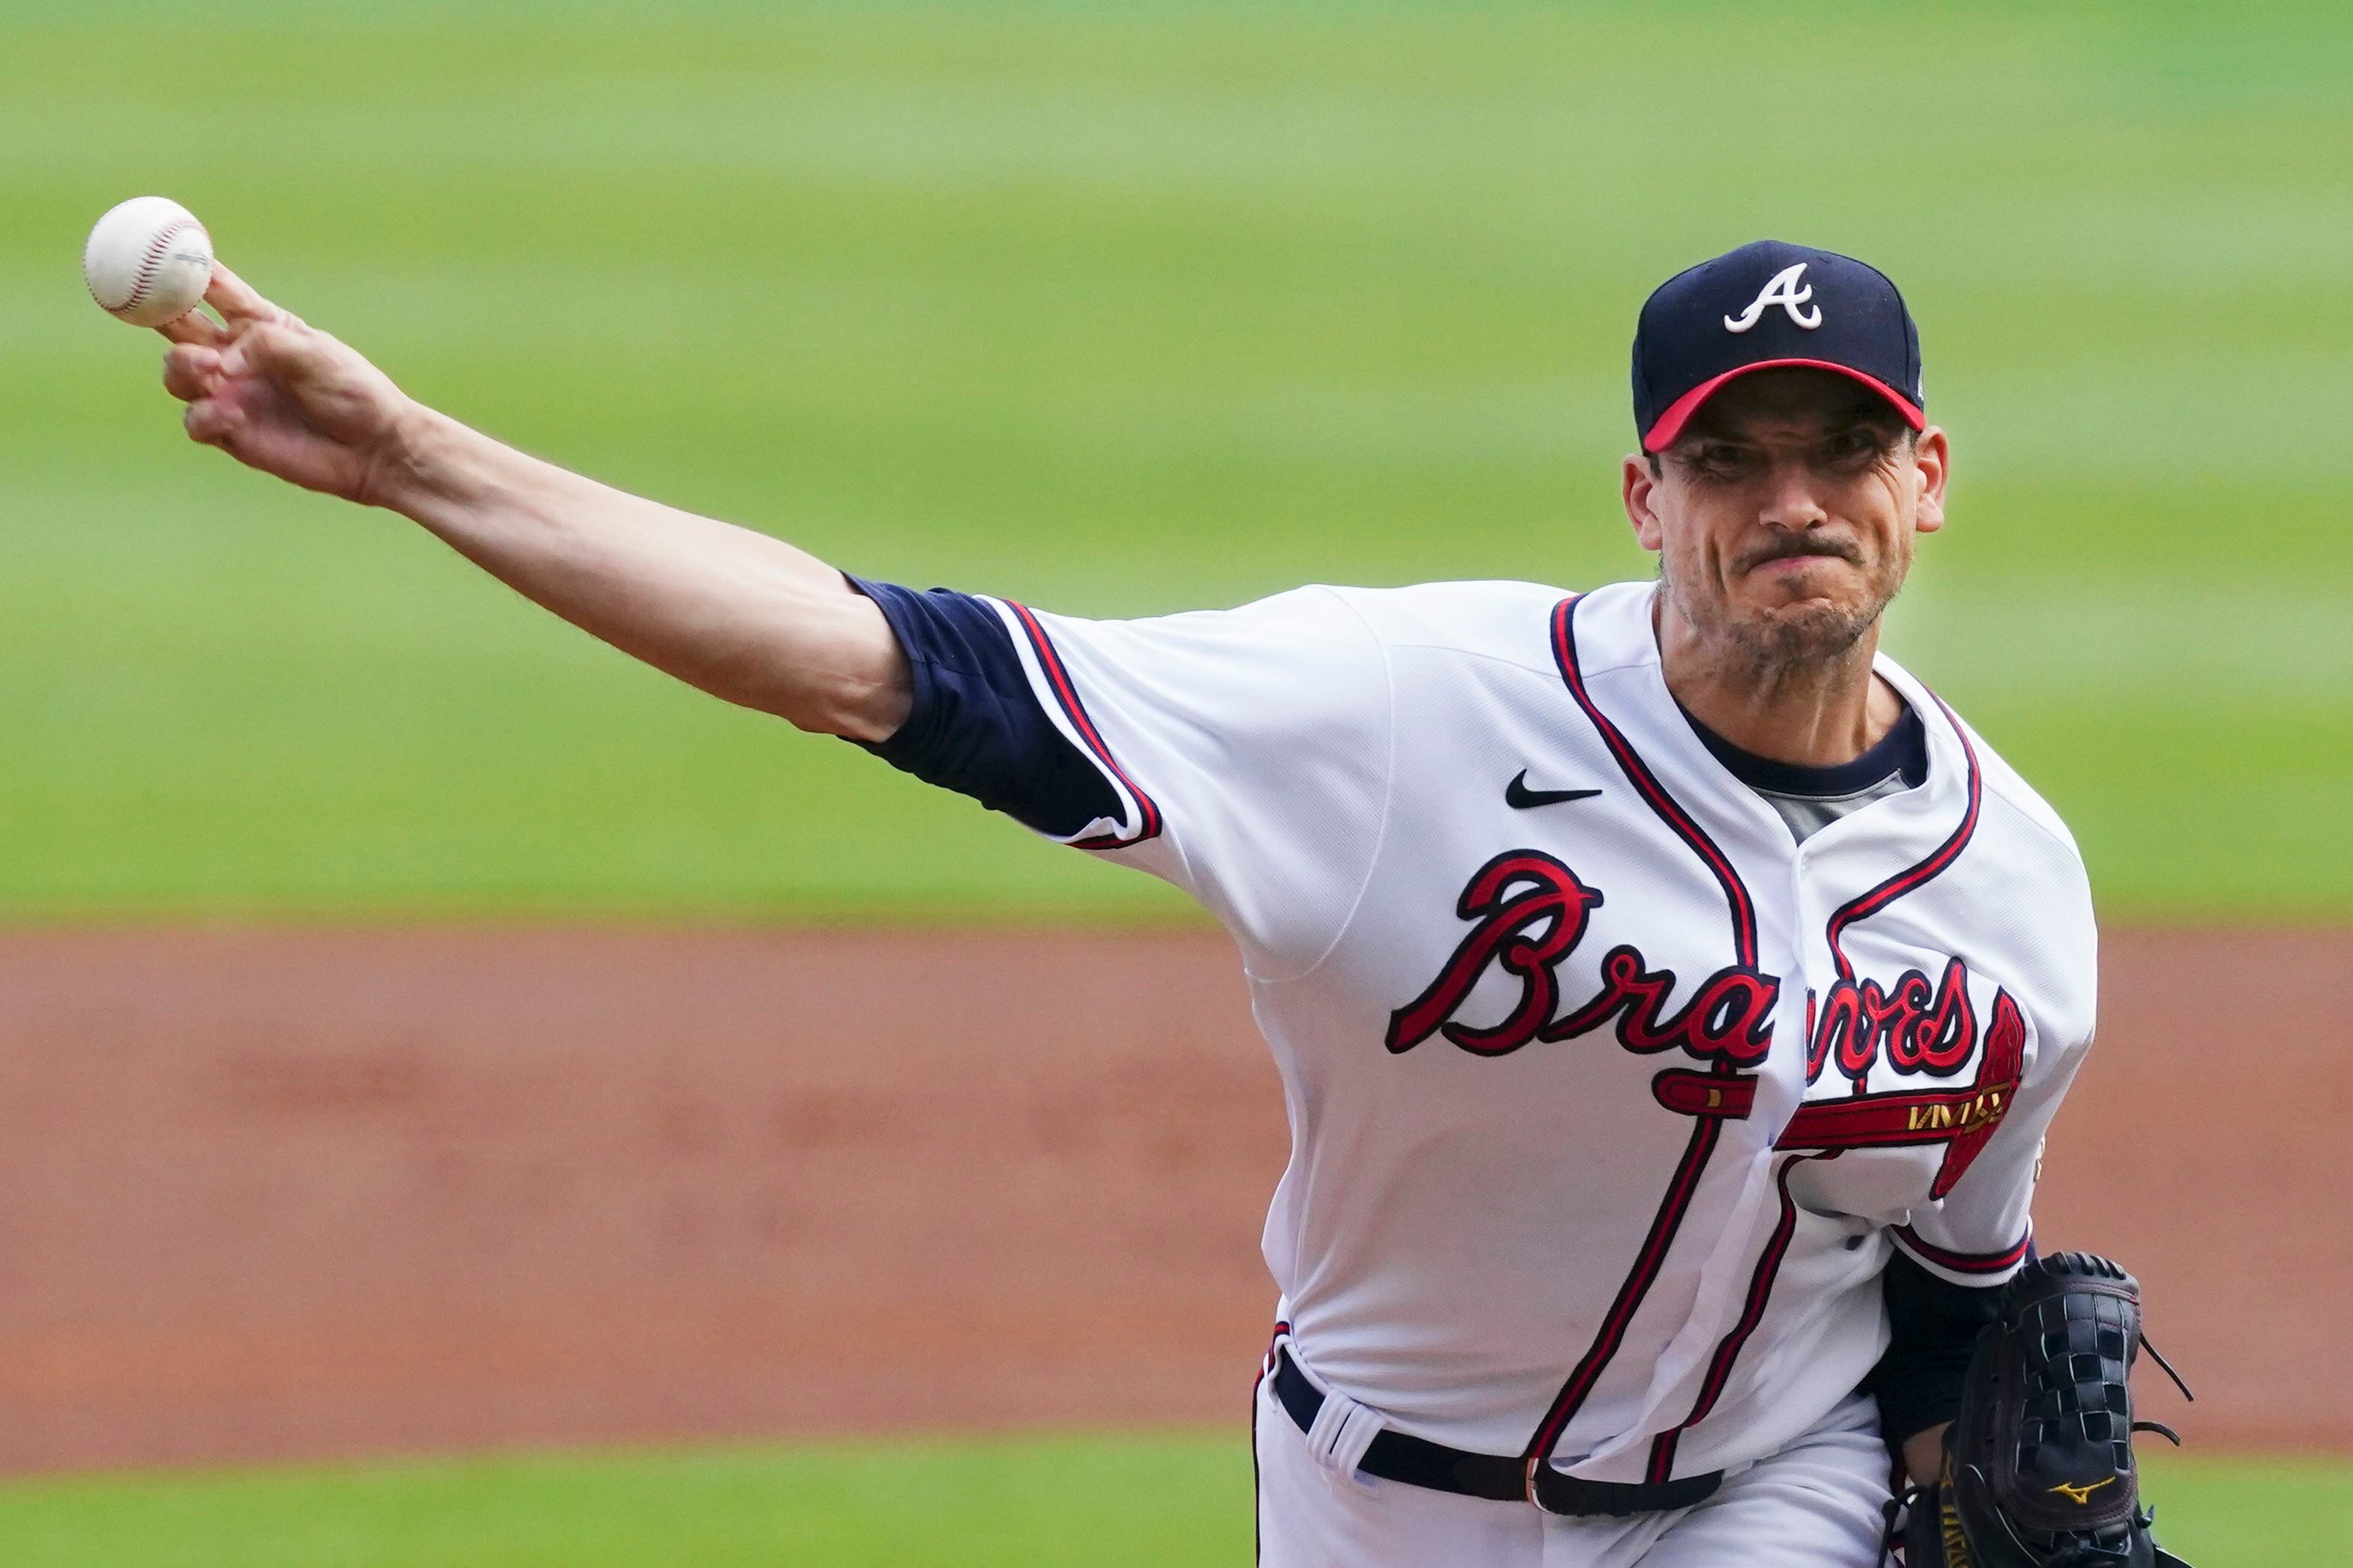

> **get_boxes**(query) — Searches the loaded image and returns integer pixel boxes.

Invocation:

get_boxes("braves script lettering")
[1807,956,1978,1084]
[1383,850,1605,1056]
[1388,850,1995,1103]
[1388,850,1777,1064]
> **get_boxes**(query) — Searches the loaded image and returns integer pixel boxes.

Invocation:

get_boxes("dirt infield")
[0,927,2343,1471]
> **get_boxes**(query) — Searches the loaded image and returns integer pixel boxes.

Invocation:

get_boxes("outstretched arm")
[155,267,910,741]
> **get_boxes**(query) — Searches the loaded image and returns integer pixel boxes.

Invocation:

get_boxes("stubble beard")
[1661,553,1906,679]
[1727,594,1883,669]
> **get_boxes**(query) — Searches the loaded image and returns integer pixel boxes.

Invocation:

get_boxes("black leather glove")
[1897,1253,2193,1567]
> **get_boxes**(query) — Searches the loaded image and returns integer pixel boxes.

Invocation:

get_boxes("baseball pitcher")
[151,239,2189,1565]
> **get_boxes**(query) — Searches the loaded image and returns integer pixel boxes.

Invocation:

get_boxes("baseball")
[83,196,214,328]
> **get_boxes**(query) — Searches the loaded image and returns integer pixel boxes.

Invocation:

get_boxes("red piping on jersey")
[1005,601,1165,850]
[1652,692,1989,1470]
[1522,595,1762,1470]
[1645,1429,1682,1486]
[1644,1151,1825,1480]
[1822,691,1982,981]
[1522,1113,1726,1468]
[1550,596,1758,967]
[1893,1223,2031,1276]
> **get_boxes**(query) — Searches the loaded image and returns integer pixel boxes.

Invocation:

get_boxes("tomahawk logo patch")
[1724,263,1822,333]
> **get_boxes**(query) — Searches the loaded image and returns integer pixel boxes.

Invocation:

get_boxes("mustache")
[1740,536,1861,571]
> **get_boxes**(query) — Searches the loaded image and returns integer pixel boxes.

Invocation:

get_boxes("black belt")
[1269,1346,1722,1517]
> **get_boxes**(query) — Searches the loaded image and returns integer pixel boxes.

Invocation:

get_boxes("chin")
[1730,597,1878,666]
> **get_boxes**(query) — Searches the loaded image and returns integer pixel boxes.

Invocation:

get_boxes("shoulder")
[1929,693,2093,930]
[1951,706,2088,877]
[1877,655,2085,875]
[1920,693,2101,1050]
[1013,584,1380,668]
[1320,578,1598,676]
[1030,579,1591,680]
[1006,586,1394,744]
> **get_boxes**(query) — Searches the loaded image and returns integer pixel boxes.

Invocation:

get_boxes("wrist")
[359,401,481,516]
[1900,1422,1951,1489]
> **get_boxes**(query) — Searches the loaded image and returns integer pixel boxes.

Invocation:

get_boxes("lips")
[1745,548,1855,575]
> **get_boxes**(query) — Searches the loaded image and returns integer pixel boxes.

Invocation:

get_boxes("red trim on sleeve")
[1893,1223,2031,1277]
[1003,601,1165,850]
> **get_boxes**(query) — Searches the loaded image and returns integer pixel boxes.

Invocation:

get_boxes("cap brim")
[1641,359,1925,454]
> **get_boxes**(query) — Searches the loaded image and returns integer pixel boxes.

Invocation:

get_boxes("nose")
[1757,460,1831,533]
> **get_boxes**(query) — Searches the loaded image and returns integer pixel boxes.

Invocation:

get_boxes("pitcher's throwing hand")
[157,265,420,506]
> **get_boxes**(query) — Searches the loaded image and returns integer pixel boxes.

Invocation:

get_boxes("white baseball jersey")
[874,575,2096,1486]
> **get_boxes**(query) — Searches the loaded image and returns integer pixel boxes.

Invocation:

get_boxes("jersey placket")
[1533,588,1817,1485]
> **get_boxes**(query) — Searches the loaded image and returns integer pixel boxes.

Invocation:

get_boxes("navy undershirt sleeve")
[1867,1247,2019,1447]
[844,577,1121,840]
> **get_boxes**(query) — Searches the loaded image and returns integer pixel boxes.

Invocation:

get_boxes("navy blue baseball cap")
[1632,240,1924,453]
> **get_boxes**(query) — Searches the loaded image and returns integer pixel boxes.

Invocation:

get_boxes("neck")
[1653,592,1900,766]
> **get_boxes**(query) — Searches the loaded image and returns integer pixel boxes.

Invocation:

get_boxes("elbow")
[785,676,911,743]
[716,655,912,743]
[641,581,914,742]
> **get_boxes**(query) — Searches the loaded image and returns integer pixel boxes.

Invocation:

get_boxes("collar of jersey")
[1565,581,1975,874]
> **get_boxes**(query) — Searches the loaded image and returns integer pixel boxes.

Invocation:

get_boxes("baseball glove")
[1900,1252,2194,1567]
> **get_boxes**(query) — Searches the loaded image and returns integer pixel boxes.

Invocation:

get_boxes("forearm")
[372,406,909,739]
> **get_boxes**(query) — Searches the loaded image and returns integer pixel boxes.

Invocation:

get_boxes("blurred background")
[1,1,2346,1562]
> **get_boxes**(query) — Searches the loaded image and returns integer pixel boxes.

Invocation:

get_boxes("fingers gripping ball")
[84,197,214,327]
[1903,1253,2193,1568]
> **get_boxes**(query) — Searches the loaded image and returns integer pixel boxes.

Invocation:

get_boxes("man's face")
[1622,368,1948,669]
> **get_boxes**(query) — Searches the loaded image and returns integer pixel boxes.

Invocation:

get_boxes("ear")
[1911,427,1950,535]
[1622,453,1667,553]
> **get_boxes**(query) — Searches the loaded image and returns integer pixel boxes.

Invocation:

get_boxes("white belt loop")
[1304,1382,1386,1486]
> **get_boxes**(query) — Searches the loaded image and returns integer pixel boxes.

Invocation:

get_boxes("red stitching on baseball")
[110,217,202,316]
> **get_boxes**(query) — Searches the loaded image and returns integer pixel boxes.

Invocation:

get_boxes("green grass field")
[3,0,2348,922]
[0,1436,2340,1568]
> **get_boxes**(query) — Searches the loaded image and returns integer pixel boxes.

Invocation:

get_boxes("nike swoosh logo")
[1505,770,1602,809]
